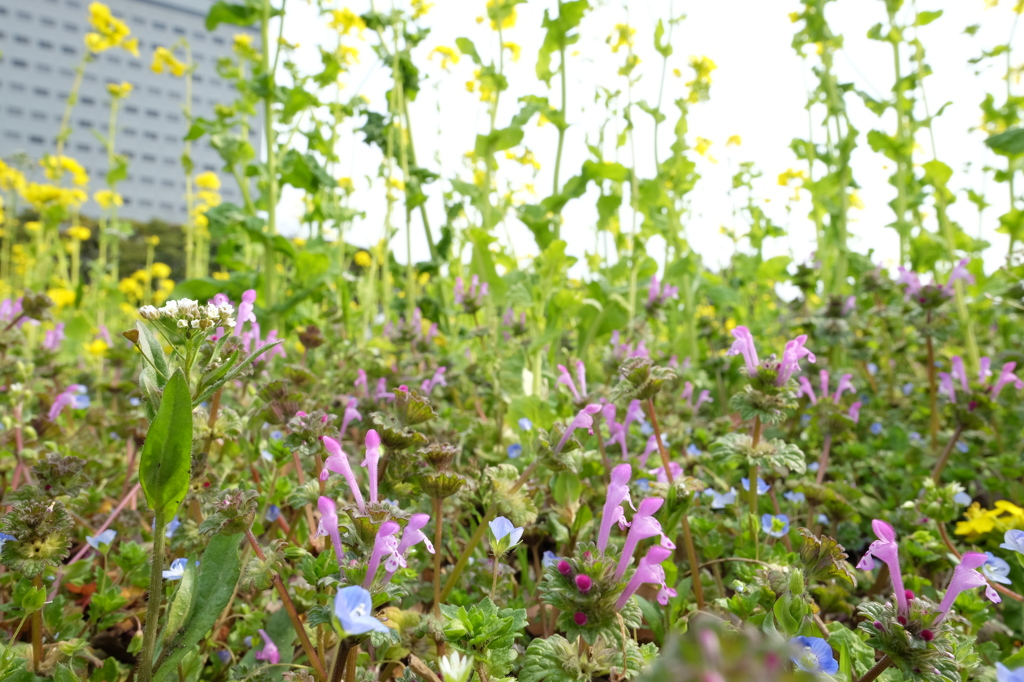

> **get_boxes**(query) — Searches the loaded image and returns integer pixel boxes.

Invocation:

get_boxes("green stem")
[138,510,167,682]
[859,656,892,682]
[261,0,278,310]
[931,423,964,483]
[31,576,42,672]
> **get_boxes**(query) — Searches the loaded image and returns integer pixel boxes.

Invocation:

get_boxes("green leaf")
[139,370,193,520]
[551,471,581,507]
[456,37,481,65]
[53,664,78,682]
[986,128,1024,156]
[161,557,198,645]
[474,126,525,158]
[922,159,952,187]
[136,321,169,389]
[153,534,243,682]
[654,19,672,57]
[205,1,260,30]
[915,9,943,26]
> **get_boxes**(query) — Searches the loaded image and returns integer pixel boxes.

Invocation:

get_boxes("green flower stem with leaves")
[137,508,167,682]
[261,0,279,311]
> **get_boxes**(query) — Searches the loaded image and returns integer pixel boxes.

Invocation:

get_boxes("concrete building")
[0,0,259,224]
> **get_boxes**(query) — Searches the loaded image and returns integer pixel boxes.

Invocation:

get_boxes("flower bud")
[573,612,588,626]
[575,574,592,593]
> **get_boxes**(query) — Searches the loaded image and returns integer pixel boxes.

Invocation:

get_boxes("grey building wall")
[0,0,260,224]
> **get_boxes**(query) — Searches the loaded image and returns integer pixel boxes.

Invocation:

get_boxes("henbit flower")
[790,636,838,675]
[318,496,344,567]
[848,401,862,424]
[321,436,366,514]
[233,289,257,336]
[598,464,633,554]
[354,369,368,397]
[761,514,790,538]
[556,364,582,402]
[623,400,645,434]
[615,497,671,580]
[42,323,65,352]
[162,557,197,581]
[997,663,1024,682]
[254,629,280,665]
[797,377,817,404]
[615,544,674,608]
[554,404,603,453]
[334,585,389,635]
[991,362,1024,399]
[49,384,89,421]
[727,326,759,376]
[777,335,816,385]
[857,520,908,615]
[603,405,629,460]
[421,366,448,394]
[943,258,975,295]
[361,430,382,505]
[681,381,712,413]
[896,266,922,300]
[488,516,524,556]
[983,552,1013,585]
[382,513,435,585]
[650,462,682,484]
[833,373,856,402]
[340,398,362,435]
[1001,529,1024,555]
[639,435,660,467]
[86,529,116,549]
[374,379,395,402]
[363,521,401,589]
[937,551,1001,620]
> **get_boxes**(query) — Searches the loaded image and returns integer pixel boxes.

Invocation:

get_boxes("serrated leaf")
[139,369,193,520]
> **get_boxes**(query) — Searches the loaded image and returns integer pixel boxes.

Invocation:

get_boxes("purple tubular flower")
[49,385,87,421]
[991,362,1024,399]
[937,551,1001,621]
[598,464,633,554]
[318,496,344,567]
[896,267,922,299]
[944,258,975,294]
[848,401,862,424]
[938,372,957,404]
[615,497,666,580]
[819,370,830,399]
[777,335,816,385]
[615,544,673,609]
[623,400,645,433]
[234,289,257,336]
[555,404,603,454]
[575,360,587,399]
[382,513,435,585]
[639,435,659,467]
[340,398,362,435]
[321,436,366,514]
[648,275,660,307]
[951,356,969,392]
[254,629,280,665]
[797,376,817,404]
[354,369,368,397]
[556,364,581,401]
[727,326,760,376]
[832,373,855,403]
[42,323,65,352]
[857,520,908,615]
[978,357,992,384]
[603,404,628,460]
[681,382,693,403]
[362,430,382,504]
[363,521,401,589]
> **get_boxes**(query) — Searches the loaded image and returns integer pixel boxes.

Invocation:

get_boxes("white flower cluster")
[139,299,236,331]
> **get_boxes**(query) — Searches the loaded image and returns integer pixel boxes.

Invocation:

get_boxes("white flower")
[438,652,473,682]
[139,305,160,320]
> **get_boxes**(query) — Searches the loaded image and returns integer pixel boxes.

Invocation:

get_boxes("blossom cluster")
[138,298,236,332]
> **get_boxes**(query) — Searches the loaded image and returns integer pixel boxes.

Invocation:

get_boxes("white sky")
[276,0,1016,275]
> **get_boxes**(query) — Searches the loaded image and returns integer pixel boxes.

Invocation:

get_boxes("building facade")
[0,0,259,224]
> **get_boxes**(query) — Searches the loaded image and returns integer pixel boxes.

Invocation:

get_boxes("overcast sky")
[277,0,1015,275]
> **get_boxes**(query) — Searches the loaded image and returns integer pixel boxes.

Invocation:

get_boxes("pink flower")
[598,464,633,554]
[254,629,280,665]
[555,404,602,454]
[936,551,1000,621]
[727,326,760,376]
[42,323,65,352]
[848,401,862,424]
[991,362,1024,399]
[421,367,448,394]
[382,513,435,586]
[856,520,908,615]
[340,398,362,435]
[361,430,382,505]
[318,496,344,567]
[355,370,368,397]
[943,259,975,295]
[639,435,659,467]
[650,462,682,484]
[556,364,581,402]
[363,521,400,589]
[234,289,257,336]
[896,267,922,300]
[615,544,674,609]
[777,335,816,385]
[321,436,366,514]
[682,382,713,413]
[615,497,669,580]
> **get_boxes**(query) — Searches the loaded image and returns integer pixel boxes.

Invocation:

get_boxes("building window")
[145,109,159,118]
[38,39,54,50]
[41,17,56,27]
[29,135,45,145]
[213,36,226,46]
[125,105,139,115]
[141,199,153,207]
[14,35,30,44]
[124,128,138,137]
[78,119,93,128]
[11,59,28,69]
[36,63,53,73]
[80,96,95,106]
[63,22,76,32]
[75,143,91,152]
[10,83,26,92]
[141,176,155,185]
[159,201,174,210]
[173,26,185,35]
[31,111,47,121]
[34,87,50,97]
[144,131,157,140]
[6,107,24,117]
[142,154,156,162]
[61,45,76,55]
[153,21,166,30]
[16,10,32,20]
[3,132,21,141]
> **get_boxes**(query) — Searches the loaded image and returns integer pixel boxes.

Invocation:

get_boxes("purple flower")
[598,464,633,554]
[761,514,790,538]
[983,552,1012,585]
[318,496,345,567]
[728,326,815,385]
[727,326,760,376]
[937,551,1001,620]
[991,362,1024,399]
[615,497,671,580]
[647,274,678,309]
[454,275,488,311]
[234,289,257,337]
[254,629,280,665]
[361,430,382,505]
[896,267,922,300]
[340,398,362,436]
[49,384,89,421]
[334,585,388,635]
[681,382,713,413]
[321,436,366,514]
[943,258,975,295]
[857,520,908,615]
[639,435,660,467]
[355,369,368,397]
[382,513,434,585]
[556,364,582,402]
[615,544,675,608]
[363,521,400,589]
[650,462,682,484]
[790,636,838,675]
[848,401,862,424]
[421,367,448,394]
[554,404,602,454]
[42,323,65,352]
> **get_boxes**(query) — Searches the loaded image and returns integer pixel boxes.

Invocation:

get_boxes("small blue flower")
[72,393,91,410]
[790,636,838,675]
[86,529,117,549]
[741,477,770,495]
[270,430,283,441]
[816,513,829,525]
[870,422,883,435]
[955,441,968,453]
[800,414,811,426]
[902,382,914,396]
[334,585,389,635]
[983,552,1013,585]
[639,422,653,437]
[807,462,820,472]
[761,514,790,538]
[216,650,231,664]
[129,397,141,407]
[0,533,15,552]
[260,450,274,462]
[488,516,524,555]
[686,443,702,457]
[709,488,737,510]
[636,478,651,492]
[953,491,972,506]
[507,443,523,459]
[165,516,181,539]
[783,491,806,504]
[909,431,921,442]
[265,505,281,522]
[542,551,558,568]
[997,662,1024,682]
[518,417,533,432]
[162,558,197,581]
[1001,530,1024,555]
[867,362,878,376]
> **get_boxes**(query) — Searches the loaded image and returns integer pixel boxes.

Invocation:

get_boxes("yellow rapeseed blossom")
[778,168,807,186]
[354,251,372,267]
[608,24,636,53]
[234,34,254,49]
[412,0,433,19]
[195,172,221,190]
[151,262,171,279]
[0,160,27,193]
[67,226,92,241]
[145,235,160,246]
[106,81,133,98]
[85,338,109,356]
[695,137,713,156]
[41,155,89,187]
[24,221,42,233]
[94,190,124,209]
[47,287,76,309]
[686,56,717,104]
[429,46,460,71]
[503,42,521,62]
[329,8,366,35]
[726,135,742,147]
[22,184,87,209]
[86,2,138,56]
[338,177,354,192]
[212,271,230,281]
[505,149,541,170]
[849,191,864,210]
[151,46,186,77]
[486,0,517,30]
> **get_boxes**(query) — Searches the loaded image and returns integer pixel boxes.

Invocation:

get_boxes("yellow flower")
[486,0,517,30]
[726,135,742,147]
[234,34,254,48]
[686,56,717,104]
[24,221,42,233]
[695,137,713,156]
[0,160,27,193]
[21,184,87,209]
[955,503,1005,539]
[503,42,521,62]
[338,177,354,191]
[411,0,433,19]
[86,2,137,56]
[354,251,372,267]
[608,24,635,53]
[85,338,109,356]
[429,46,460,71]
[672,68,682,78]
[67,226,92,241]
[151,46,186,77]
[212,271,230,281]
[505,149,541,171]
[47,287,76,309]
[94,190,124,209]
[849,191,864,210]
[106,81,133,98]
[145,235,160,246]
[195,171,221,191]
[151,262,171,279]
[788,11,801,22]
[41,155,89,187]
[293,237,307,247]
[329,8,366,35]
[777,168,807,186]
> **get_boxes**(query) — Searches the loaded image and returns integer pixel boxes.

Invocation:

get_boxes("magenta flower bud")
[583,551,592,560]
[317,496,344,568]
[897,616,907,626]
[905,589,915,601]
[361,430,382,504]
[558,560,572,576]
[573,612,588,626]
[296,410,308,418]
[575,574,592,593]
[920,630,934,641]
[873,621,883,630]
